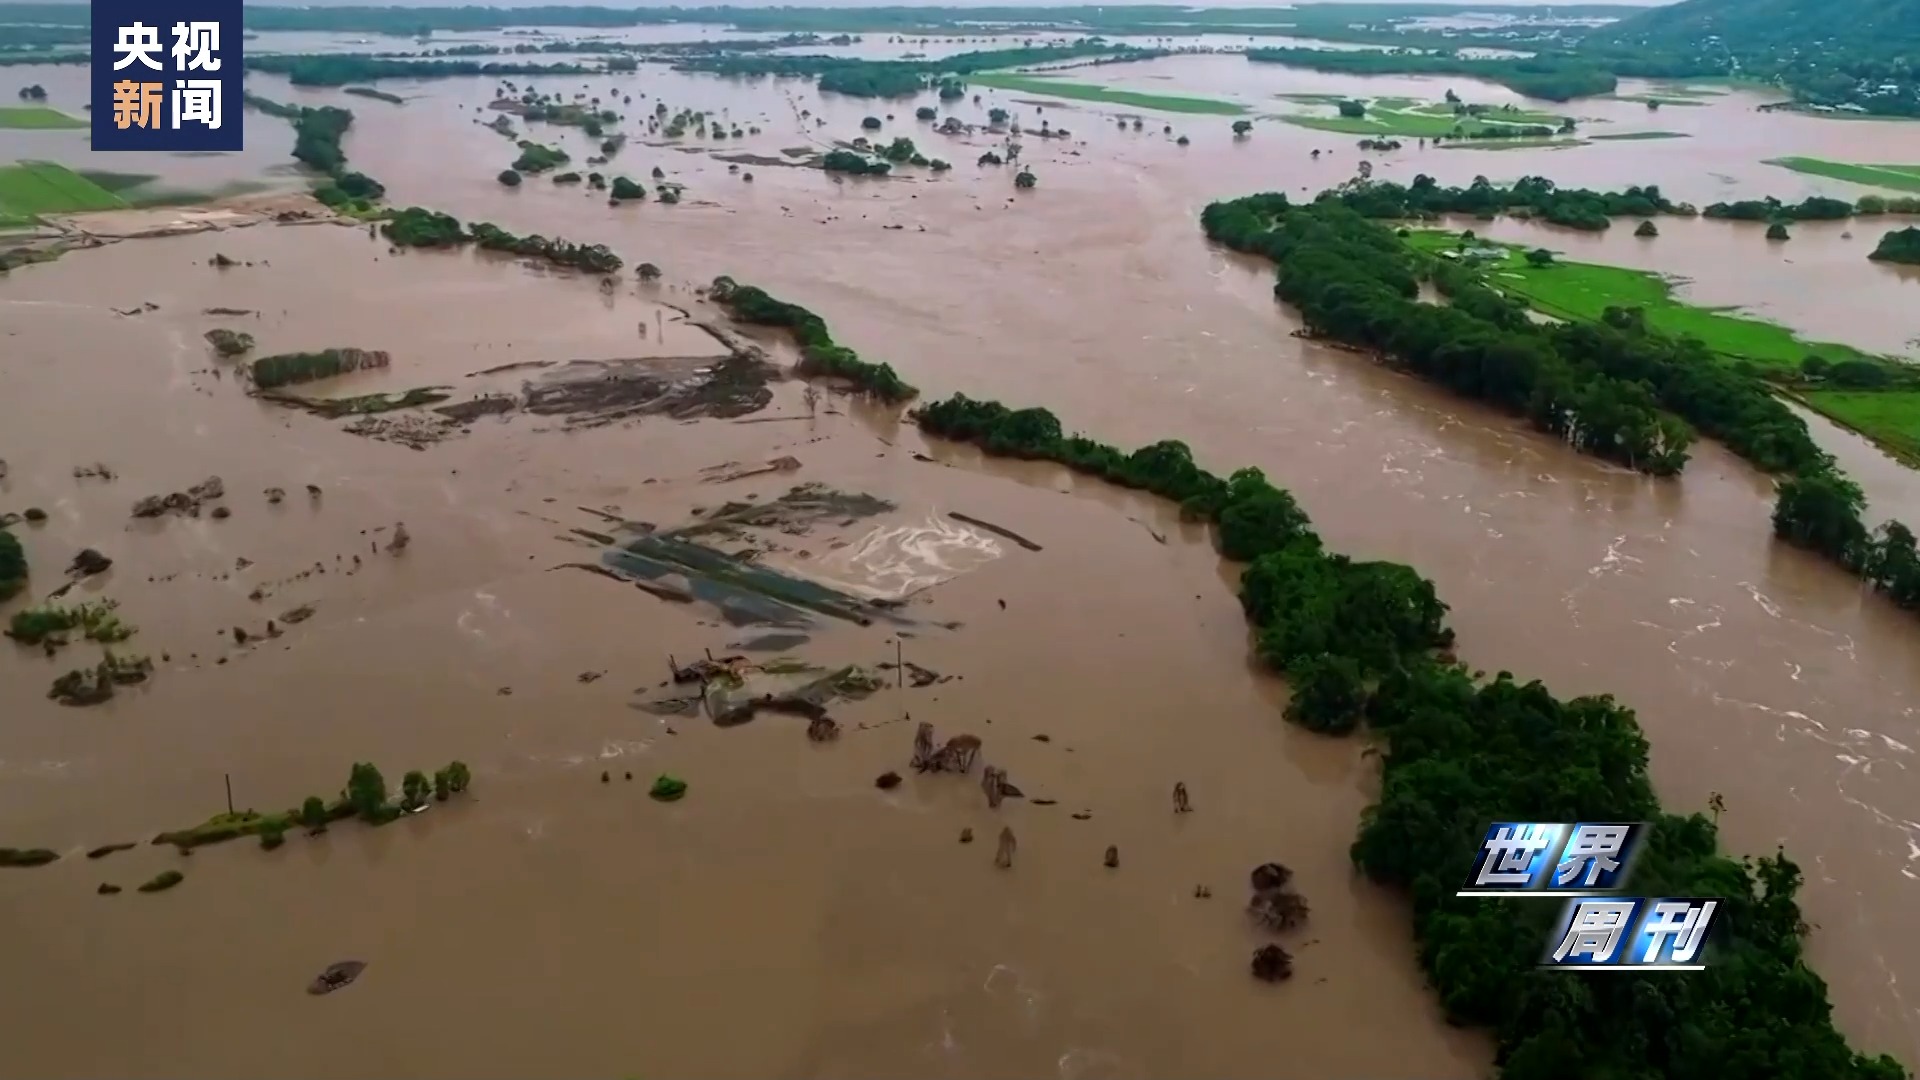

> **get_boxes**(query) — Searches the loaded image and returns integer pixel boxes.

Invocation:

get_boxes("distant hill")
[1590,0,1920,53]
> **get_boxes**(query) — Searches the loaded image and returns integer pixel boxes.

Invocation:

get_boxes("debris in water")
[649,774,688,802]
[1194,885,1213,899]
[49,652,152,706]
[308,960,368,995]
[806,715,840,741]
[1248,863,1310,932]
[131,475,225,518]
[387,522,410,553]
[994,826,1016,869]
[874,771,902,790]
[1173,782,1192,813]
[264,487,285,505]
[959,827,974,844]
[1104,845,1120,869]
[577,670,604,683]
[949,511,1042,552]
[701,455,803,484]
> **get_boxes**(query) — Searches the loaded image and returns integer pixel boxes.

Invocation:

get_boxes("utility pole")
[224,773,234,816]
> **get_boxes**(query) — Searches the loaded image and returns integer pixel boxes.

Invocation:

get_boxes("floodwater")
[7,35,1920,1078]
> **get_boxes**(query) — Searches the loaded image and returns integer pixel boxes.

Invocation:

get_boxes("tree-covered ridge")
[1582,0,1920,116]
[905,380,1907,1080]
[243,94,386,213]
[675,41,1161,98]
[1248,48,1618,103]
[247,53,596,87]
[382,206,622,274]
[1329,174,1682,232]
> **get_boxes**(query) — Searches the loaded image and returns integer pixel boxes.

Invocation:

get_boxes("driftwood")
[949,511,1043,552]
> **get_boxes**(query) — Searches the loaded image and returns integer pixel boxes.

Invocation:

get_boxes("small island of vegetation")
[1869,227,1920,264]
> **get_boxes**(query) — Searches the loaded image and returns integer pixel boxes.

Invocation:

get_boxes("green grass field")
[1800,390,1920,463]
[1282,97,1569,138]
[1763,156,1920,194]
[1407,229,1920,461]
[0,161,128,222]
[1589,131,1690,141]
[1405,230,1878,373]
[967,73,1246,115]
[0,106,86,129]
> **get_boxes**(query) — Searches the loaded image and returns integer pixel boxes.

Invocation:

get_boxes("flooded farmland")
[6,26,1920,1080]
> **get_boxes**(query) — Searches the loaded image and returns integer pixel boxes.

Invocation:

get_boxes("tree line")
[675,40,1160,98]
[244,94,387,213]
[708,277,917,402]
[1329,174,1679,233]
[247,53,597,87]
[1246,48,1617,102]
[383,206,624,274]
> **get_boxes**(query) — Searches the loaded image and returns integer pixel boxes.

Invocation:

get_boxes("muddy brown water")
[6,42,1920,1078]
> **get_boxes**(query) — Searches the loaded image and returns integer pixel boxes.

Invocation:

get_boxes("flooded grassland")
[7,36,1920,1078]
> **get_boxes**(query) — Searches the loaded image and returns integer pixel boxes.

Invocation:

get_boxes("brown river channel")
[6,35,1920,1079]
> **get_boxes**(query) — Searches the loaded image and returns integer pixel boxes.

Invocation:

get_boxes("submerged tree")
[346,762,388,821]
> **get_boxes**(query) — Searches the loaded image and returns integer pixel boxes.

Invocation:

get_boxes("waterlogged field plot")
[0,161,128,222]
[1403,230,1881,372]
[1281,96,1568,137]
[1764,157,1920,194]
[0,106,86,129]
[966,72,1247,115]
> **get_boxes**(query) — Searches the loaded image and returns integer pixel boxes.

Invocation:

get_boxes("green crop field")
[1403,230,1879,373]
[1282,96,1569,138]
[967,73,1247,115]
[1764,157,1920,194]
[0,107,86,129]
[0,161,129,221]
[1404,229,1920,462]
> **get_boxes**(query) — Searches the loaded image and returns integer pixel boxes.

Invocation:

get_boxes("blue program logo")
[1458,822,1647,896]
[1542,897,1721,970]
[92,0,245,152]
